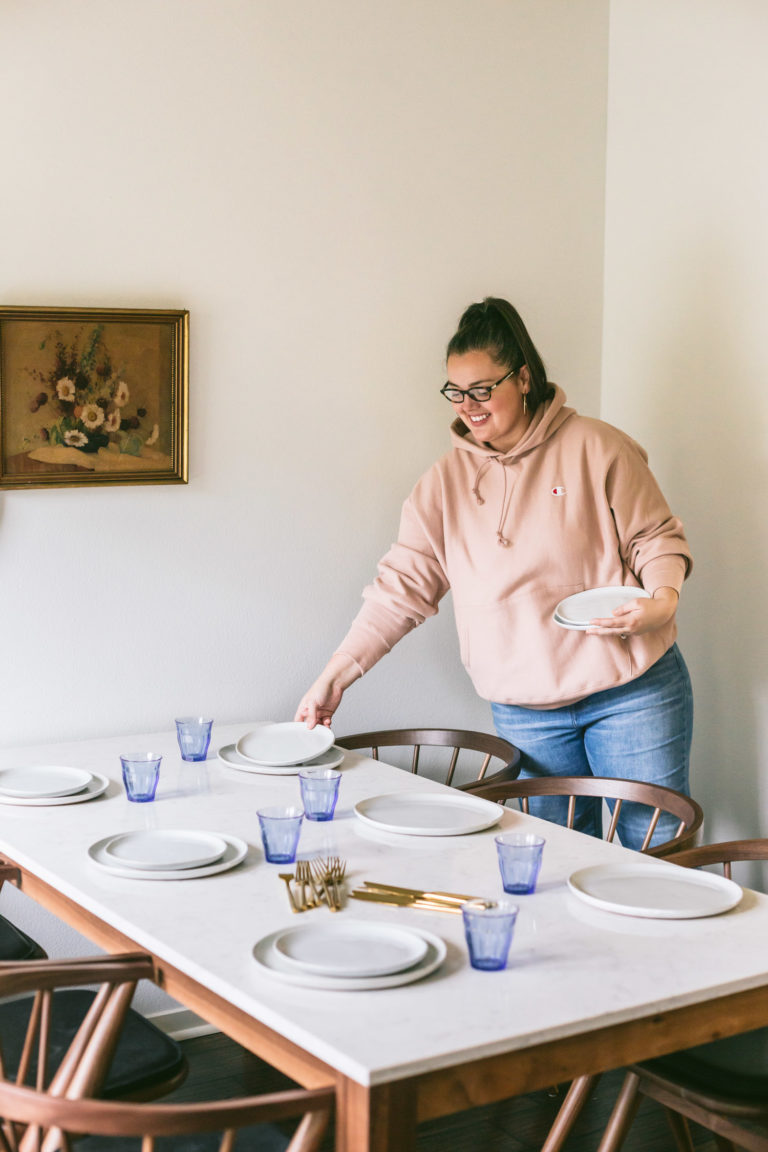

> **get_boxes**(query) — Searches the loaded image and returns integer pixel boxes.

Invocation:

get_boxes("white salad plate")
[568,863,743,919]
[554,586,650,629]
[354,792,503,837]
[218,744,345,776]
[253,927,446,990]
[236,723,335,767]
[88,835,247,880]
[273,922,429,978]
[0,766,93,799]
[101,830,229,872]
[0,773,109,807]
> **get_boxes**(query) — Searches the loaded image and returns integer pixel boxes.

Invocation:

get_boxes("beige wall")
[601,0,768,841]
[0,0,609,1004]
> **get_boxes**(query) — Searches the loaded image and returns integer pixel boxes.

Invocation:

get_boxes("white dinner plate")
[253,927,446,990]
[554,586,650,628]
[273,922,429,978]
[0,766,93,799]
[0,773,109,807]
[354,792,502,837]
[218,744,345,776]
[236,723,335,767]
[101,830,228,872]
[88,834,248,880]
[567,863,743,919]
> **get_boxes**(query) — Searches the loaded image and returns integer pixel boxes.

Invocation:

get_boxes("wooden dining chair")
[468,777,704,1152]
[0,953,334,1152]
[593,839,768,1152]
[0,863,187,1104]
[335,727,521,791]
[471,776,703,858]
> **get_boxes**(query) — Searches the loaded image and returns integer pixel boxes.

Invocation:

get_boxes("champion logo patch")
[551,486,566,496]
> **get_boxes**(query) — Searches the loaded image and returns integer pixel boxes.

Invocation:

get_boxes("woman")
[296,298,693,849]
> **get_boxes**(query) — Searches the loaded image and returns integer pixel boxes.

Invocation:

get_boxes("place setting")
[0,765,110,807]
[86,744,248,879]
[218,721,346,776]
[88,828,248,880]
[252,919,447,991]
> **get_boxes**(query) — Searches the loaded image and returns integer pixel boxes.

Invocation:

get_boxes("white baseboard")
[147,1006,219,1041]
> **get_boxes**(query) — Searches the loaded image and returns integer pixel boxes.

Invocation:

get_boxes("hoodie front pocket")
[455,582,584,673]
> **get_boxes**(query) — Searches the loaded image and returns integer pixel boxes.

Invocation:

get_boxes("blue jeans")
[490,645,693,852]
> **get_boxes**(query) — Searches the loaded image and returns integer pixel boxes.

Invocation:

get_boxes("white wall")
[602,0,768,841]
[0,0,609,1004]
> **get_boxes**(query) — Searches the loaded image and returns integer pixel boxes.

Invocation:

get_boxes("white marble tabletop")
[1,722,767,1088]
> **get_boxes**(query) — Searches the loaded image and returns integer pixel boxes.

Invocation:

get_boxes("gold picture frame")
[0,306,188,489]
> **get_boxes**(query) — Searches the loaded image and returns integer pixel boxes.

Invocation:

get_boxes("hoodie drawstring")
[472,457,514,547]
[496,463,513,547]
[471,458,493,506]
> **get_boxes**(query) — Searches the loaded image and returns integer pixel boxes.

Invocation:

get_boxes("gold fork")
[278,873,301,914]
[310,859,338,911]
[323,856,347,909]
[295,860,318,908]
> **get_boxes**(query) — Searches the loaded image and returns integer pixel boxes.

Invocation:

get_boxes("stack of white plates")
[253,922,446,989]
[88,830,248,880]
[0,766,109,806]
[553,587,650,630]
[219,722,343,776]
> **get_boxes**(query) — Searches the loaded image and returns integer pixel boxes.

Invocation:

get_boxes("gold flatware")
[298,859,323,907]
[295,861,316,909]
[350,889,464,914]
[362,881,478,905]
[325,856,346,909]
[278,873,301,914]
[310,859,338,912]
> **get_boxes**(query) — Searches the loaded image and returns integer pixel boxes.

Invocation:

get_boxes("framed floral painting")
[0,306,188,489]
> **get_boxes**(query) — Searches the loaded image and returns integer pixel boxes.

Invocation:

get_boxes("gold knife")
[350,889,464,914]
[362,881,479,905]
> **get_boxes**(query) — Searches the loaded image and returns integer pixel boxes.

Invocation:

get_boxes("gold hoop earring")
[522,394,528,415]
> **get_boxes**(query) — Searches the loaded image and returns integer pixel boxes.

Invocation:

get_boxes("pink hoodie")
[336,387,692,708]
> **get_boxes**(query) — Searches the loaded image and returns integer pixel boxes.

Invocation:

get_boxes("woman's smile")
[446,349,531,452]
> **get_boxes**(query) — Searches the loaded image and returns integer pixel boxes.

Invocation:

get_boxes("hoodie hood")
[449,385,576,546]
[449,384,575,460]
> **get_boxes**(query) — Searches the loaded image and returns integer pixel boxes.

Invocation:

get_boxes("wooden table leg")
[335,1076,417,1152]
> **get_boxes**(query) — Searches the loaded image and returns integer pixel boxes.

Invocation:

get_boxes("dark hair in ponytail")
[446,297,554,413]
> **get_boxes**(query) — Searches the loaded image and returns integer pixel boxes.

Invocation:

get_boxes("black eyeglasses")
[440,368,518,404]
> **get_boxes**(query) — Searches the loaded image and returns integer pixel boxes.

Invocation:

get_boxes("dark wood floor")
[171,1031,723,1151]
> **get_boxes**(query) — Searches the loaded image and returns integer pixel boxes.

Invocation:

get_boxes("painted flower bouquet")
[28,325,159,457]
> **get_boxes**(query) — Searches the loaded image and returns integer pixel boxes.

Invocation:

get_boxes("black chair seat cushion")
[0,914,47,961]
[0,989,185,1099]
[644,1025,768,1104]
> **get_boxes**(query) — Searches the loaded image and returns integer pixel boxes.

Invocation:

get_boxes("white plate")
[0,766,93,799]
[0,773,109,807]
[273,922,429,978]
[253,927,446,990]
[553,612,593,632]
[554,586,650,627]
[354,792,502,837]
[567,863,743,919]
[88,834,248,880]
[101,830,228,872]
[218,744,345,776]
[236,723,335,767]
